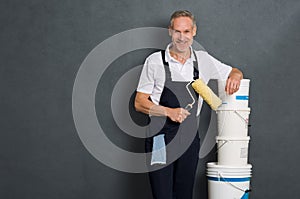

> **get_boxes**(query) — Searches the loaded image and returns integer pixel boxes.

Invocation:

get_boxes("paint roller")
[190,78,222,111]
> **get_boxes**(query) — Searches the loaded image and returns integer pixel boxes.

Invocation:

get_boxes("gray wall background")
[1,0,299,198]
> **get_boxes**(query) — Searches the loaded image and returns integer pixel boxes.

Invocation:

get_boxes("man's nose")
[179,33,184,40]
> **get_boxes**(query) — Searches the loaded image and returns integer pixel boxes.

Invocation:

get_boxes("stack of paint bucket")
[207,79,252,199]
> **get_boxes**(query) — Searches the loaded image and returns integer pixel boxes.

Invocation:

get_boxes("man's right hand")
[165,107,190,123]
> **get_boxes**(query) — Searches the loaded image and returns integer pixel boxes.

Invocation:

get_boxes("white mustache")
[175,39,188,44]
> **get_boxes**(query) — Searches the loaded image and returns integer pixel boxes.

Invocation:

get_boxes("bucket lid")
[216,136,250,141]
[216,107,251,111]
[240,79,250,85]
[217,79,250,84]
[207,162,252,169]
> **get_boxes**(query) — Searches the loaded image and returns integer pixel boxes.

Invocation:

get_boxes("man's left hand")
[225,68,243,95]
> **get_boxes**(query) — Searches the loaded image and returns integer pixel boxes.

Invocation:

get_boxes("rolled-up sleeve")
[137,57,155,94]
[207,52,232,80]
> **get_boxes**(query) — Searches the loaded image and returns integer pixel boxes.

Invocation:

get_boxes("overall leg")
[148,164,174,199]
[146,137,174,199]
[173,136,200,199]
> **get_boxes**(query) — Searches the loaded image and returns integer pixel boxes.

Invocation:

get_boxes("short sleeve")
[136,57,155,94]
[207,52,232,80]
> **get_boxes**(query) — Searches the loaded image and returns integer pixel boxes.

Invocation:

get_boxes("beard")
[173,38,193,53]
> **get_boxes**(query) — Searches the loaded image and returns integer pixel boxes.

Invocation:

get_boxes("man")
[135,10,243,199]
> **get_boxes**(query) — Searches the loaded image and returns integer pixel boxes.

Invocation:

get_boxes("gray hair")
[169,10,196,28]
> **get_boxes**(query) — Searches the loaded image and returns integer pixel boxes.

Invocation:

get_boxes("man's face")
[169,17,197,53]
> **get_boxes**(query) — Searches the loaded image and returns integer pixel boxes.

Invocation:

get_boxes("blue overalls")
[145,50,200,199]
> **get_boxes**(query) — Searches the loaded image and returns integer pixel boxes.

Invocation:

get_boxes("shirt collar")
[165,43,196,63]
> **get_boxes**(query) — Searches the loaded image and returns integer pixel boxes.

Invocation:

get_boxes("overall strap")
[161,50,168,65]
[192,51,199,80]
[161,50,172,81]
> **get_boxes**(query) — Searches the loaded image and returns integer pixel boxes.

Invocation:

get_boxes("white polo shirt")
[137,44,232,115]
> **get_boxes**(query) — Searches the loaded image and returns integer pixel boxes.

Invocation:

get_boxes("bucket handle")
[218,172,252,195]
[234,111,251,127]
[215,140,229,154]
[215,139,249,154]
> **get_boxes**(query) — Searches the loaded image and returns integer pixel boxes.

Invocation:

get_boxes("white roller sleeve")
[192,78,222,111]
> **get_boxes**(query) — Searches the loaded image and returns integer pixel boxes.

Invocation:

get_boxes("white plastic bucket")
[218,79,250,109]
[216,108,251,137]
[207,162,251,199]
[206,162,252,177]
[216,136,250,166]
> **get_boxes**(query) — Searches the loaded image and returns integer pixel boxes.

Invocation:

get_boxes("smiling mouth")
[176,40,188,45]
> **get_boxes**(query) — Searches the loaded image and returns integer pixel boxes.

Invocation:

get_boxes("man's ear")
[168,26,172,36]
[192,25,197,36]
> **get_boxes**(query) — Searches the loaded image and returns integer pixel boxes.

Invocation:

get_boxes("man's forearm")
[134,92,167,116]
[134,91,190,123]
